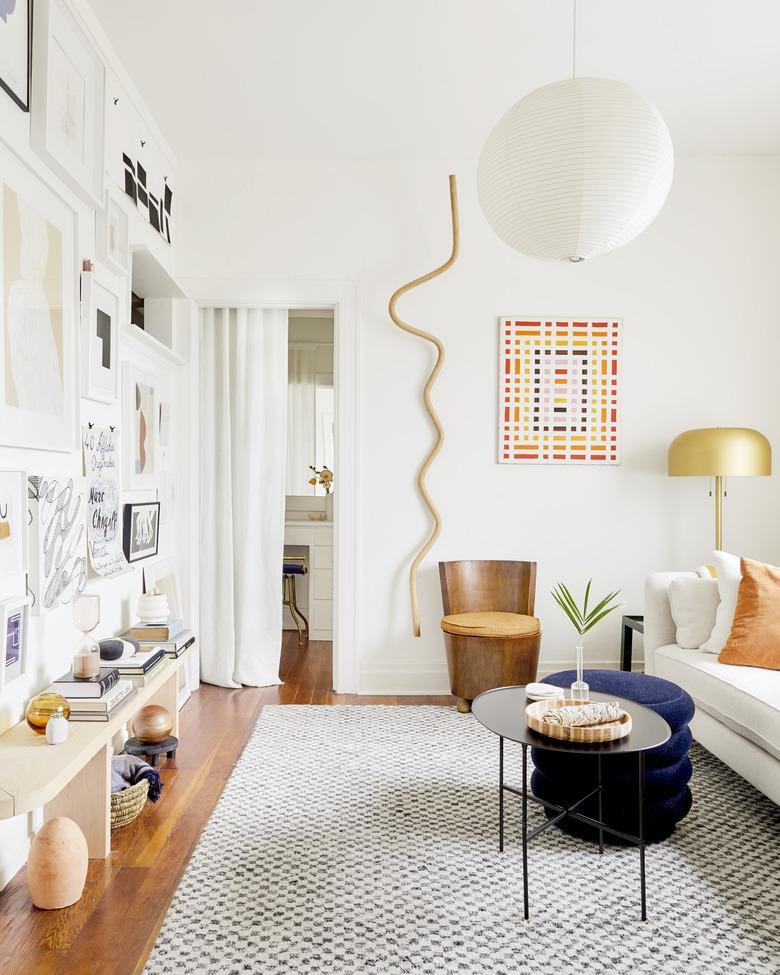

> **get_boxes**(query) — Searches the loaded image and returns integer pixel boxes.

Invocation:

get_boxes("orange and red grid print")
[498,318,621,465]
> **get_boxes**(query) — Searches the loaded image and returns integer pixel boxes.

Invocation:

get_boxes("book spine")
[98,670,120,694]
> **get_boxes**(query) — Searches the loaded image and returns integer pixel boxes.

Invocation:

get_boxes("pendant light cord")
[572,0,577,77]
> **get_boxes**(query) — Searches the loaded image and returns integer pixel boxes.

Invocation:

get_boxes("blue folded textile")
[111,754,163,803]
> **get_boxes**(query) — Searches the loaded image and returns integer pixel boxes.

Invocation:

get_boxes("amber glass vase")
[26,693,71,734]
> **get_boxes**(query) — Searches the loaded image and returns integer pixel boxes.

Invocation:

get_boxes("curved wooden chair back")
[439,560,537,617]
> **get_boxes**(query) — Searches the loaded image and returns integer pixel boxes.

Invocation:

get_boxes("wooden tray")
[525,698,632,743]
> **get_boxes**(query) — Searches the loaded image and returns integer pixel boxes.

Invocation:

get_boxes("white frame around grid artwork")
[497,317,622,466]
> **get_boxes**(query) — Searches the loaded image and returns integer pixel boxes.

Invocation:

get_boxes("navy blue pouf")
[532,669,695,845]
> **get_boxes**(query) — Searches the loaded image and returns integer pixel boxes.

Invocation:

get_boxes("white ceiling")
[89,0,780,160]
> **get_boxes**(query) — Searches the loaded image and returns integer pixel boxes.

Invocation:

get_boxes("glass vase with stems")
[551,580,622,703]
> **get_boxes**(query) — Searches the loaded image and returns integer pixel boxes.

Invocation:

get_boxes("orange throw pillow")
[719,557,780,670]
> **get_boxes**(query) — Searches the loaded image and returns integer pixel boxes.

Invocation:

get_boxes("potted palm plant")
[551,581,622,701]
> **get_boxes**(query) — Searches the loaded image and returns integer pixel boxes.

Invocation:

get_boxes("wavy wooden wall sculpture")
[388,174,460,637]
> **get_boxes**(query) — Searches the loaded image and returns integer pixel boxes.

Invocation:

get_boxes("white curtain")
[200,306,288,687]
[286,342,317,495]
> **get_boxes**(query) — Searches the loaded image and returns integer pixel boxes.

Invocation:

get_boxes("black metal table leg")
[597,754,604,854]
[522,743,529,921]
[639,751,646,921]
[499,736,504,853]
[621,621,633,672]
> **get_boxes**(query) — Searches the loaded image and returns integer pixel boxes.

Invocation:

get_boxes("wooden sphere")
[28,817,88,909]
[133,704,173,744]
[26,694,71,734]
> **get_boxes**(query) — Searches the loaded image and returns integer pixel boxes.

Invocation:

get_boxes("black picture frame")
[0,0,32,113]
[122,501,160,563]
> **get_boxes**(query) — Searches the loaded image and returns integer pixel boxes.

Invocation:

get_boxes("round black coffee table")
[472,686,671,922]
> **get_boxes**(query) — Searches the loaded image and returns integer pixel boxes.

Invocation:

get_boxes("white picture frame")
[144,557,181,619]
[30,0,105,209]
[27,475,88,615]
[0,0,30,111]
[0,139,79,453]
[122,363,157,489]
[0,470,27,577]
[1,593,31,685]
[80,267,119,403]
[96,190,130,275]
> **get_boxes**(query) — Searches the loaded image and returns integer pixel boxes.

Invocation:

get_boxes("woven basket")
[110,778,150,829]
[525,698,632,743]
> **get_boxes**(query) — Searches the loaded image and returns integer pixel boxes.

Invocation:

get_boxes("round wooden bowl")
[525,698,632,743]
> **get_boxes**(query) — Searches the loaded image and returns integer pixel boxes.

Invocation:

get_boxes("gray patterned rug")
[145,706,780,975]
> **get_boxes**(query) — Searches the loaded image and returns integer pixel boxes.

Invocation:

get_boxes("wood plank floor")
[0,635,454,975]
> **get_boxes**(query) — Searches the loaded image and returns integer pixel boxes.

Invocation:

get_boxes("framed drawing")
[0,0,30,111]
[1,593,31,684]
[30,0,105,208]
[0,470,27,576]
[80,268,119,403]
[0,140,79,452]
[123,363,157,489]
[96,191,130,275]
[498,318,621,465]
[143,557,181,618]
[123,501,160,562]
[28,475,88,615]
[82,426,127,576]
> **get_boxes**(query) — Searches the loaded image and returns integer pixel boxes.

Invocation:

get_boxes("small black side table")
[125,735,179,767]
[472,685,670,922]
[621,615,644,671]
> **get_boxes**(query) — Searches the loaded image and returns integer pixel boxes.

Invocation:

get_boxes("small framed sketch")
[144,557,181,618]
[81,269,120,403]
[30,0,105,208]
[96,191,130,275]
[0,0,30,111]
[122,363,157,489]
[1,594,31,687]
[0,471,28,576]
[123,501,160,562]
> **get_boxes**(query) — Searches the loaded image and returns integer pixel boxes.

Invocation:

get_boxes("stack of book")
[113,647,168,687]
[123,618,195,659]
[48,667,135,722]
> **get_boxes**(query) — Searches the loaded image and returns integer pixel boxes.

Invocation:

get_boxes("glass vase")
[570,639,589,701]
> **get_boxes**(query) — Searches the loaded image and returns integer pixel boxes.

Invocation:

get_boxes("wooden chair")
[439,560,541,712]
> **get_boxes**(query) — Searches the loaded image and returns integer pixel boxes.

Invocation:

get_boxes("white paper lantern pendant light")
[478,1,673,262]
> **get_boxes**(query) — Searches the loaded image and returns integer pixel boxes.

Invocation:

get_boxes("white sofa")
[645,572,780,806]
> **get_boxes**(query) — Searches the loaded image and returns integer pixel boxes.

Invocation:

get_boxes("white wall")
[0,1,195,889]
[176,155,780,694]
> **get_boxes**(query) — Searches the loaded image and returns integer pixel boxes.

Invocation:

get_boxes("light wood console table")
[0,644,195,858]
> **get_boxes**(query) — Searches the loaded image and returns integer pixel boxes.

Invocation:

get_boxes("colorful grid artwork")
[498,318,621,465]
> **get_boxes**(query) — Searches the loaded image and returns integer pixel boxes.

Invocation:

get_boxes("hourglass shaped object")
[73,594,101,679]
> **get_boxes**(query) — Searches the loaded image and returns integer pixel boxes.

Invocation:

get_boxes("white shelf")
[122,322,187,366]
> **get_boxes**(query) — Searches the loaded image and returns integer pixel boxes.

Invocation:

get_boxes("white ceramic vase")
[45,707,69,745]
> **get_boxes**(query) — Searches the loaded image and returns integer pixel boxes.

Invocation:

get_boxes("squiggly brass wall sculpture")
[388,174,460,637]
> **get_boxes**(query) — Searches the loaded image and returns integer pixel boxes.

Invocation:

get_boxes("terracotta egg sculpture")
[133,704,173,743]
[27,817,88,909]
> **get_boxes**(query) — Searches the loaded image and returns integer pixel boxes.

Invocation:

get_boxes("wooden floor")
[0,634,454,975]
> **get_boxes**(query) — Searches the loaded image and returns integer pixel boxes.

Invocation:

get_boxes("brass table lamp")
[668,427,771,549]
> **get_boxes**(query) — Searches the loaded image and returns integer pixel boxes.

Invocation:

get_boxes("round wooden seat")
[441,611,540,639]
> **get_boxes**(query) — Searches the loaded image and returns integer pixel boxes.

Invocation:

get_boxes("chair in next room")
[283,555,309,646]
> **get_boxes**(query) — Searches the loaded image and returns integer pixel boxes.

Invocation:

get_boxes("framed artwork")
[498,318,621,465]
[30,0,105,208]
[0,470,27,576]
[123,501,160,562]
[123,363,157,489]
[143,557,180,618]
[27,475,88,615]
[82,426,127,576]
[0,139,79,452]
[1,593,31,685]
[0,0,30,111]
[80,268,119,403]
[96,191,130,275]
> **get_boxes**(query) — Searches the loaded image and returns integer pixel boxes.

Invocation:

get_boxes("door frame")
[183,277,360,693]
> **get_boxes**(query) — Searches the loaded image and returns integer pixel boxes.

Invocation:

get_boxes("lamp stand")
[714,475,724,550]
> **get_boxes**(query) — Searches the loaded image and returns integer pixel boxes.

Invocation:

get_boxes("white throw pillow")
[668,577,720,649]
[700,551,742,653]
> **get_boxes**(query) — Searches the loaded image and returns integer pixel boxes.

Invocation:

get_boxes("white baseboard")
[357,659,645,697]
